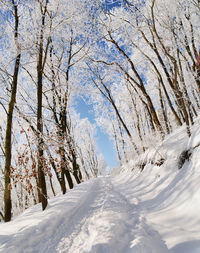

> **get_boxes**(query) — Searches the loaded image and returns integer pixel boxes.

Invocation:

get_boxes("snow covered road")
[57,177,168,253]
[0,176,168,253]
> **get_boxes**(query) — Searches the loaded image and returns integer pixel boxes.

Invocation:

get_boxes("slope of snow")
[115,120,200,252]
[0,121,200,252]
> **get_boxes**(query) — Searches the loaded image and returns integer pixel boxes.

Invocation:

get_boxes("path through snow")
[57,177,168,253]
[0,177,168,253]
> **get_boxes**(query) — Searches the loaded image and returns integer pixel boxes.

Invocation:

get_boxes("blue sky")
[74,1,124,169]
[105,0,122,9]
[75,98,119,169]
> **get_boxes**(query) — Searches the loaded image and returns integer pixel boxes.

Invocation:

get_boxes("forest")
[0,0,200,224]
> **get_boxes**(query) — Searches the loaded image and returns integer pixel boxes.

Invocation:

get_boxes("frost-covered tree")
[0,0,104,221]
[82,0,200,162]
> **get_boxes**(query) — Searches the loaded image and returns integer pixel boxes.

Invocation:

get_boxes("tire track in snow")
[111,177,169,253]
[56,177,169,253]
[56,177,136,252]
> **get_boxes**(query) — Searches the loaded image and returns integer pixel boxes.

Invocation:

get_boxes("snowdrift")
[115,119,200,252]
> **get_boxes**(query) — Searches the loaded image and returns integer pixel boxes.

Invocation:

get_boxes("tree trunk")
[158,81,170,135]
[36,1,48,210]
[4,1,21,222]
[37,67,48,209]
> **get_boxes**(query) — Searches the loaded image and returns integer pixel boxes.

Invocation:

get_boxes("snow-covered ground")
[0,121,200,253]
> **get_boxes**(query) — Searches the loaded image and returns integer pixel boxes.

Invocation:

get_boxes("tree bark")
[4,1,21,222]
[36,0,49,210]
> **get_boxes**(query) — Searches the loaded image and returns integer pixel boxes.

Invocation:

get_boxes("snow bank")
[113,119,200,252]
